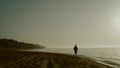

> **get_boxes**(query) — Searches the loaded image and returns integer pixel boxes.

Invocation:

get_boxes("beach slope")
[0,51,113,68]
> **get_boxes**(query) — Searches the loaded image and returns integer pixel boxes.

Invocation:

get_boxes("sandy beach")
[0,51,113,68]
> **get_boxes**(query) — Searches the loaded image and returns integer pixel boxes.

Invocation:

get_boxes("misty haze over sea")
[23,48,120,68]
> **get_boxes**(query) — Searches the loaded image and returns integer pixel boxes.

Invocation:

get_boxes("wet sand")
[0,51,113,68]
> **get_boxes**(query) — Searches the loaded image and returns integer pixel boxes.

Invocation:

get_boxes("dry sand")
[0,51,113,68]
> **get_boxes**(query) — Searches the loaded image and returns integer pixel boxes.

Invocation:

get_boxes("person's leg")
[75,50,77,55]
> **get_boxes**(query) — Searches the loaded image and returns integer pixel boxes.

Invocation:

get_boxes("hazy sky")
[1,0,120,48]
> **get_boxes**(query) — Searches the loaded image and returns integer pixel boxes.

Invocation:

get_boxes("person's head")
[75,44,77,47]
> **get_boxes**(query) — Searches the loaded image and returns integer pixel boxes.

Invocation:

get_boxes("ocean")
[23,48,120,68]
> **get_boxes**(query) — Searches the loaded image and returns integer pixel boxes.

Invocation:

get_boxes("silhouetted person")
[73,44,78,55]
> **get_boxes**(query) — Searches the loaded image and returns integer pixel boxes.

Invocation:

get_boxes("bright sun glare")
[110,11,120,33]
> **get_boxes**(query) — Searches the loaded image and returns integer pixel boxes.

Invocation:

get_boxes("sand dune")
[0,51,113,68]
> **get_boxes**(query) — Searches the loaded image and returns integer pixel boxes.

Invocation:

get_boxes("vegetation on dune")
[0,39,45,50]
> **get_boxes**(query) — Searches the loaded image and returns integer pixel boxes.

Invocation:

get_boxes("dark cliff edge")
[0,39,45,50]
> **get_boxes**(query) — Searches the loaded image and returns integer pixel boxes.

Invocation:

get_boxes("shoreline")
[0,50,113,68]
